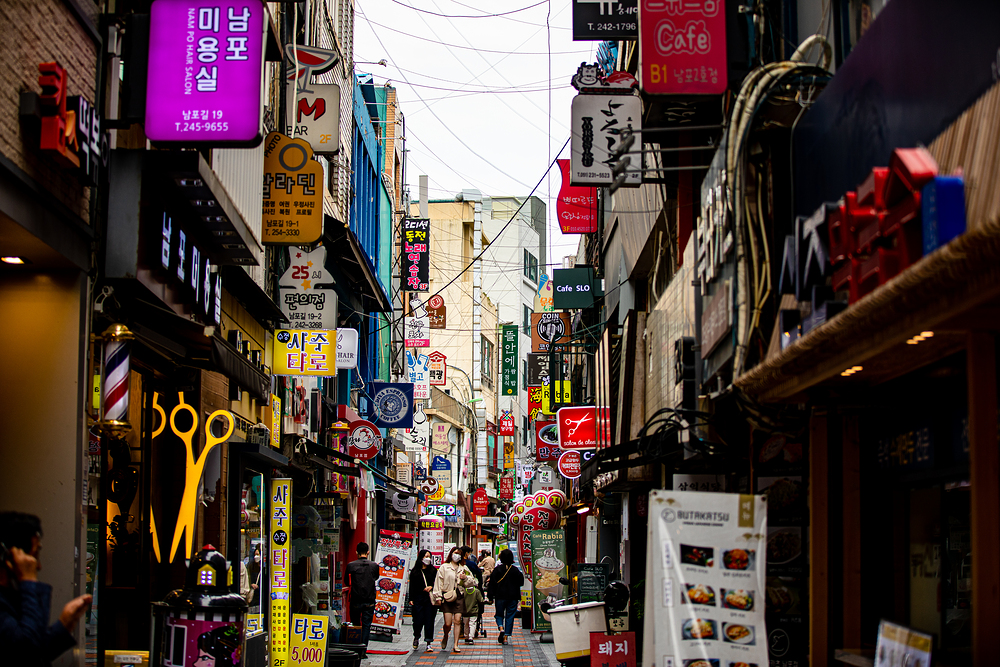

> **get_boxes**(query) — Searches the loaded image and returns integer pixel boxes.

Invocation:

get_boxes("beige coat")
[480,555,496,580]
[432,561,473,599]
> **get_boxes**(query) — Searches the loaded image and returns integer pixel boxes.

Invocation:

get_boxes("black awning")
[211,337,270,401]
[323,215,391,313]
[220,266,287,328]
[230,441,289,468]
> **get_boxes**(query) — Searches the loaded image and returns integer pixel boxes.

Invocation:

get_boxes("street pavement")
[362,611,561,667]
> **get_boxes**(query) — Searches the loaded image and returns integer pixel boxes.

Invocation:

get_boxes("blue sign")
[370,382,414,428]
[431,455,451,471]
[413,464,427,481]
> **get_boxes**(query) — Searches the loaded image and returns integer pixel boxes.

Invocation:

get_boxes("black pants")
[350,602,375,649]
[411,601,437,644]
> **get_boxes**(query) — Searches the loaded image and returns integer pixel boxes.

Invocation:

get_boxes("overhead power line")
[388,0,549,18]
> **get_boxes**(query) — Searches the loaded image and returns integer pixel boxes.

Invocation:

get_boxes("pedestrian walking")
[431,546,473,653]
[408,549,438,652]
[345,542,380,657]
[486,548,523,645]
[477,549,495,638]
[0,511,92,667]
[461,579,485,644]
[457,545,482,641]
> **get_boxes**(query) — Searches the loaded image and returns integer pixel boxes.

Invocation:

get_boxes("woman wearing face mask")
[407,550,438,652]
[430,547,472,653]
[245,545,262,607]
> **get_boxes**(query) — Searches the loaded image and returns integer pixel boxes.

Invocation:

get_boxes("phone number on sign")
[173,122,231,132]
[588,22,636,31]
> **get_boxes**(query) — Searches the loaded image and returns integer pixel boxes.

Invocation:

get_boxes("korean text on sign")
[273,329,336,376]
[270,479,292,665]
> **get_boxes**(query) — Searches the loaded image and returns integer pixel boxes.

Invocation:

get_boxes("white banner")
[570,93,642,187]
[643,490,768,667]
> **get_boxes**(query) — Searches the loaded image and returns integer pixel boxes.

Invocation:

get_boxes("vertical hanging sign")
[405,293,430,348]
[428,351,447,386]
[556,159,598,233]
[639,0,728,95]
[270,478,292,664]
[402,218,431,291]
[262,132,324,244]
[427,295,447,329]
[372,530,415,633]
[501,325,519,396]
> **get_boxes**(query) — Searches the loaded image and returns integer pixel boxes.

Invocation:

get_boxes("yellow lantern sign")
[262,132,324,245]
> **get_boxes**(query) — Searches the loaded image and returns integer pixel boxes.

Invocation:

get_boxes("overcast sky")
[354,0,598,264]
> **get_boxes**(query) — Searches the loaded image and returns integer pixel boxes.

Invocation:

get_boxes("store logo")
[662,508,676,523]
[375,386,408,424]
[536,315,566,343]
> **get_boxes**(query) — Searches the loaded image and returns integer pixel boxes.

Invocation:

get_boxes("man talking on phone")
[0,512,92,667]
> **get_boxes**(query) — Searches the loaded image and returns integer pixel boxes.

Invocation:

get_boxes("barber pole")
[101,324,133,435]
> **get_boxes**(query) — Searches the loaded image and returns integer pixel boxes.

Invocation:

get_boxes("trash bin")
[548,602,606,663]
[326,647,362,667]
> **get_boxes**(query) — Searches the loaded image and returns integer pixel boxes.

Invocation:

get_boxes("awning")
[211,337,270,402]
[220,265,286,328]
[323,215,391,313]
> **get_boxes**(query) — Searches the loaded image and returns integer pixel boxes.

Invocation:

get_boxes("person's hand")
[251,583,258,590]
[59,594,92,630]
[8,547,39,582]
[424,586,432,592]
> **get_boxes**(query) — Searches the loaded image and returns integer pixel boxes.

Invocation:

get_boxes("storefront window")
[241,470,267,638]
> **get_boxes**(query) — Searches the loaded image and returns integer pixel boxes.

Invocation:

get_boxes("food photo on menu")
[721,623,755,645]
[766,527,802,565]
[682,618,718,641]
[722,548,754,570]
[683,583,717,606]
[720,589,754,611]
[682,660,720,667]
[681,544,715,568]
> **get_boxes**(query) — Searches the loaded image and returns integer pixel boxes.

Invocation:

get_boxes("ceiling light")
[1,256,26,264]
[921,331,934,338]
[576,505,591,514]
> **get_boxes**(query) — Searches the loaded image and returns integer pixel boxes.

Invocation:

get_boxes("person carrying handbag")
[486,548,524,644]
[430,546,473,653]
[407,549,438,652]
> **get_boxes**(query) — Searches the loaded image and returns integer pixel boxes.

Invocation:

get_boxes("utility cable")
[388,0,548,19]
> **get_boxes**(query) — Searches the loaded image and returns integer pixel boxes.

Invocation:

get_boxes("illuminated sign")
[272,329,335,376]
[262,132,324,244]
[639,0,727,95]
[270,478,292,665]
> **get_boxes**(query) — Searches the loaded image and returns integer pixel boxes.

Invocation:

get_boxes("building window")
[523,304,531,335]
[481,335,494,385]
[523,250,537,283]
[522,359,528,390]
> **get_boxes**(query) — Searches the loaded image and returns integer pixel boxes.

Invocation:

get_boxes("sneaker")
[425,644,435,652]
[413,640,419,650]
[498,632,505,644]
[464,638,475,645]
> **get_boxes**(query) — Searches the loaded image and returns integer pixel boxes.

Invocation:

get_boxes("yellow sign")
[271,478,292,665]
[541,380,572,414]
[289,614,328,666]
[262,132,324,245]
[246,613,264,638]
[429,483,445,501]
[270,394,282,448]
[273,329,336,376]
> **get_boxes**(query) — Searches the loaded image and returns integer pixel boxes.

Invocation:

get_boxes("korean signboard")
[405,292,430,348]
[402,417,429,456]
[157,210,223,326]
[552,267,597,310]
[541,380,572,415]
[347,419,381,460]
[402,218,431,291]
[270,478,292,665]
[645,490,768,667]
[535,419,561,462]
[432,421,450,452]
[262,132,324,244]
[284,45,341,154]
[418,514,445,566]
[590,632,637,667]
[431,455,451,488]
[289,614,327,666]
[527,353,550,386]
[472,488,490,516]
[499,476,514,499]
[406,350,430,399]
[529,528,567,632]
[427,294,446,329]
[531,312,571,353]
[501,324,519,396]
[535,274,554,312]
[273,329,335,376]
[279,246,338,330]
[146,0,265,145]
[556,159,598,233]
[528,386,545,422]
[557,406,597,449]
[428,351,447,386]
[639,0,727,95]
[570,93,642,187]
[557,450,582,478]
[371,382,414,429]
[336,328,359,369]
[499,408,516,436]
[372,530,415,633]
[572,0,638,40]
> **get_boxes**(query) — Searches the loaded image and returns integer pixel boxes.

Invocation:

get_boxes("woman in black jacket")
[408,549,438,651]
[486,549,524,644]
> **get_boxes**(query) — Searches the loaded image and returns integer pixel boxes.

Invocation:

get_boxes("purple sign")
[146,0,265,145]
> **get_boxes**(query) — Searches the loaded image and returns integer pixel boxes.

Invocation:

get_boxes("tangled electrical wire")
[634,407,726,464]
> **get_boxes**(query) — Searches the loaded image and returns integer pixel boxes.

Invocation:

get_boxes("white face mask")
[451,553,462,563]
[254,554,261,563]
[423,557,432,565]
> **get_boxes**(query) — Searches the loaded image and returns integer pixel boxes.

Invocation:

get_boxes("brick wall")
[0,0,98,223]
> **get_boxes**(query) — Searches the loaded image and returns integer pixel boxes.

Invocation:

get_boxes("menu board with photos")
[644,490,768,667]
[372,530,415,633]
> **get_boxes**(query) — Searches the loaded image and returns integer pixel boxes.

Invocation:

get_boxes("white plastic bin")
[548,601,607,661]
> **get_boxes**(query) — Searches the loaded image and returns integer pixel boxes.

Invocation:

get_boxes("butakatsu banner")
[372,530,415,633]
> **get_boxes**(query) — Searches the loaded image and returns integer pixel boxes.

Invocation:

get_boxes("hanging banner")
[402,418,429,456]
[552,267,597,310]
[431,455,452,488]
[472,488,490,516]
[645,490,768,667]
[418,515,445,566]
[527,353,550,386]
[406,350,431,399]
[371,382,414,429]
[428,351,447,386]
[534,275,555,312]
[347,419,381,460]
[541,380,572,415]
[529,528,567,632]
[269,394,281,448]
[405,292,430,348]
[504,438,516,470]
[501,324,519,396]
[639,0,727,95]
[528,386,545,423]
[336,328,359,370]
[289,614,328,666]
[373,529,415,634]
[269,478,292,665]
[402,218,431,291]
[273,329,335,376]
[531,312,571,353]
[570,94,642,187]
[427,294,447,329]
[499,409,516,436]
[262,132,324,244]
[145,0,265,145]
[535,419,561,462]
[279,246,338,329]
[556,159,598,233]
[432,422,450,453]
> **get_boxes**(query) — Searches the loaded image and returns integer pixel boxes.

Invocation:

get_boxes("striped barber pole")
[101,324,133,433]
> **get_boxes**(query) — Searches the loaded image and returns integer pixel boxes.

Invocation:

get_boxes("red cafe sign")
[472,488,490,516]
[347,419,381,460]
[557,450,582,479]
[639,0,728,95]
[557,406,597,450]
[556,159,597,233]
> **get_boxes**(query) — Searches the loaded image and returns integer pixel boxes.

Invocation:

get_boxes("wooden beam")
[841,413,862,649]
[967,332,1000,664]
[810,411,829,667]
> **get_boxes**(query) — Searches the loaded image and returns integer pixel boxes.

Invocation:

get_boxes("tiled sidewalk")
[364,612,560,667]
